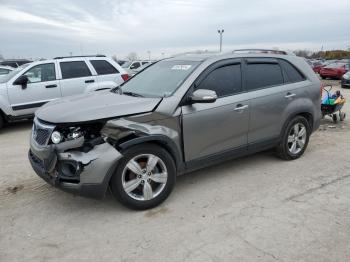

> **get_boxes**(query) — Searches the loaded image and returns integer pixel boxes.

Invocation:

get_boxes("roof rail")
[232,49,289,55]
[54,54,106,59]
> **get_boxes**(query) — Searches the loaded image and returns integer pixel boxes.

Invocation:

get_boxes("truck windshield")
[118,60,200,98]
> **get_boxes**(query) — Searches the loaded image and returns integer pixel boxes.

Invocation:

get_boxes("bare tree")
[126,52,138,61]
[0,54,4,61]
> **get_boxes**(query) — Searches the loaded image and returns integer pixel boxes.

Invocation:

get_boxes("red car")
[311,61,325,73]
[319,62,350,79]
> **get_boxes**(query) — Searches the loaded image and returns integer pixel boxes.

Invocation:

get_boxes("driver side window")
[197,64,242,97]
[24,63,56,83]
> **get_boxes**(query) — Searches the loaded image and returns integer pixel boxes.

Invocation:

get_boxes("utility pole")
[218,29,224,52]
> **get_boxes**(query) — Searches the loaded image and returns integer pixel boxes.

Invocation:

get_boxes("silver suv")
[0,55,128,129]
[28,50,321,210]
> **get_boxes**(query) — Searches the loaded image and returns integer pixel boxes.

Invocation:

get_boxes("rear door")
[58,60,97,97]
[245,58,307,145]
[88,59,124,86]
[7,62,61,115]
[182,59,250,161]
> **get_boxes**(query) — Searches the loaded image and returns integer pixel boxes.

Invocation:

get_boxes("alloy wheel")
[122,154,168,201]
[287,123,307,154]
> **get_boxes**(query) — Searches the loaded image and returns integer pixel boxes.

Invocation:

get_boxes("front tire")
[276,116,310,160]
[110,144,176,210]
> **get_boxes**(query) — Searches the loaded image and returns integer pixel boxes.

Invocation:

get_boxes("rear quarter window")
[90,60,119,75]
[279,59,306,83]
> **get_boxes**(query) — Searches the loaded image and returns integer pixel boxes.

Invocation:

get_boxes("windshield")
[121,61,132,68]
[0,64,30,83]
[119,60,200,98]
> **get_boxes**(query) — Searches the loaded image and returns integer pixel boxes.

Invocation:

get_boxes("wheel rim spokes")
[151,172,168,183]
[143,181,153,200]
[122,154,168,201]
[287,123,307,154]
[126,160,143,175]
[124,178,142,193]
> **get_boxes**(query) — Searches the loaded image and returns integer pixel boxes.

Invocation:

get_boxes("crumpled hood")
[35,91,161,124]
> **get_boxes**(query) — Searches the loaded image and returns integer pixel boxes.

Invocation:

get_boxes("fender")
[279,97,316,139]
[101,118,185,173]
[0,84,13,116]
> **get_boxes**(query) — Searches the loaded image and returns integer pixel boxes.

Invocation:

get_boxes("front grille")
[35,128,50,145]
[32,118,55,146]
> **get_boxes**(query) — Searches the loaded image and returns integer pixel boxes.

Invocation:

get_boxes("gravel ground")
[1,79,350,262]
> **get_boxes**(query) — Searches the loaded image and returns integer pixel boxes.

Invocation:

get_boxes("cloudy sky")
[0,0,349,60]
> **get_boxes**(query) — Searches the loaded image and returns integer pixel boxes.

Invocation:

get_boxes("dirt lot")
[1,80,350,262]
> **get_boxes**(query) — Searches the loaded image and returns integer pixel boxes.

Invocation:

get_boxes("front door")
[181,60,250,162]
[8,62,61,116]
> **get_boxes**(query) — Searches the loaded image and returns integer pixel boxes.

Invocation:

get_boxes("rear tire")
[0,114,4,130]
[110,143,176,210]
[320,75,326,79]
[275,116,310,160]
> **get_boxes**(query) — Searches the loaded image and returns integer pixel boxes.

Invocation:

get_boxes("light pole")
[218,29,224,52]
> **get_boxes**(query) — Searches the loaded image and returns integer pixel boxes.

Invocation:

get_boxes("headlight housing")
[51,131,62,144]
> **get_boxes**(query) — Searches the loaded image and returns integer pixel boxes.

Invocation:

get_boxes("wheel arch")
[117,135,184,173]
[280,110,314,140]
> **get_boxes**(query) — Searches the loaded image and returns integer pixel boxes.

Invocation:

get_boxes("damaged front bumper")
[29,134,122,199]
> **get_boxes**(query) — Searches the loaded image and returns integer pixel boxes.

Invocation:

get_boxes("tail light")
[121,74,129,82]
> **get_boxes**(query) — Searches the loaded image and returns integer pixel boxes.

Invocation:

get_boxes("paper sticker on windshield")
[171,65,192,70]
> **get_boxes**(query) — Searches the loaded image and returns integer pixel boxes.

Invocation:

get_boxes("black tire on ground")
[275,116,310,160]
[0,114,4,130]
[332,114,338,123]
[110,143,176,210]
[320,75,326,79]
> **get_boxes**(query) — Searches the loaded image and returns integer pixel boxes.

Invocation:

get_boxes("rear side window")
[60,61,92,79]
[90,60,119,75]
[0,68,10,75]
[1,62,17,67]
[197,64,242,97]
[279,59,305,83]
[130,62,141,70]
[246,63,283,90]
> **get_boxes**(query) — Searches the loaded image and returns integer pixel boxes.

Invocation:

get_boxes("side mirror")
[190,89,217,104]
[13,75,29,89]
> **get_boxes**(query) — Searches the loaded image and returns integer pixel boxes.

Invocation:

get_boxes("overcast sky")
[0,0,349,60]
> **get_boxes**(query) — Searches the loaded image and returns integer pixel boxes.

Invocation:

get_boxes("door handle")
[285,92,296,99]
[45,84,57,88]
[85,79,95,83]
[234,104,249,112]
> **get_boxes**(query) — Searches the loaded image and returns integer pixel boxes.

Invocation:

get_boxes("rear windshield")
[119,60,200,97]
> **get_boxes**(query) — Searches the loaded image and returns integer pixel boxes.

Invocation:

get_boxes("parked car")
[28,50,321,210]
[0,55,128,128]
[122,60,154,75]
[341,71,350,88]
[0,65,14,75]
[0,59,32,68]
[310,61,328,74]
[319,62,350,79]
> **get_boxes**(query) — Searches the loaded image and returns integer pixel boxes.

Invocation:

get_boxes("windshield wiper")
[122,91,144,97]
